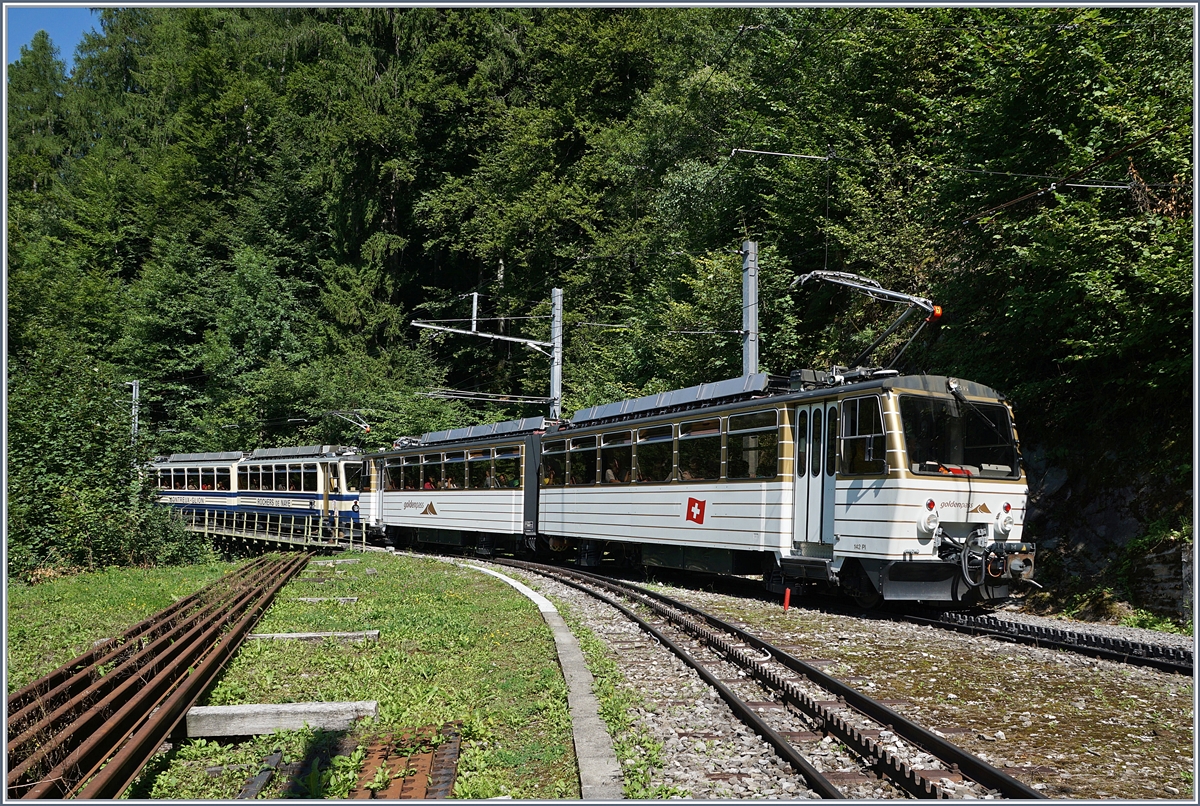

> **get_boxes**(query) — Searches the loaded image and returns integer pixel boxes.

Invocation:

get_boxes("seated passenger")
[423,479,436,490]
[604,458,629,483]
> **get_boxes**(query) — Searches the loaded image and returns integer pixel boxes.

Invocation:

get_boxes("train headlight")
[996,505,1014,535]
[919,508,940,534]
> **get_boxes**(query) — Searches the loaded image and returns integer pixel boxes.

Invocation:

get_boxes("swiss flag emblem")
[685,497,706,525]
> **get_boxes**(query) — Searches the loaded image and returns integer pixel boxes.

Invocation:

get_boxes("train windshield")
[899,395,1020,479]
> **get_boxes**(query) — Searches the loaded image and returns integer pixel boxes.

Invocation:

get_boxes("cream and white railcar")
[360,418,543,553]
[540,371,1034,605]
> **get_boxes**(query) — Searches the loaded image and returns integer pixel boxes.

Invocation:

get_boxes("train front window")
[344,462,362,492]
[899,395,1019,479]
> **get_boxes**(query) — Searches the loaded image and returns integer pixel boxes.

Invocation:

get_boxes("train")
[152,445,366,538]
[357,368,1036,607]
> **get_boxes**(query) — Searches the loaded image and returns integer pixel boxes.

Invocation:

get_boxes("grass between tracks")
[5,561,238,694]
[116,553,577,799]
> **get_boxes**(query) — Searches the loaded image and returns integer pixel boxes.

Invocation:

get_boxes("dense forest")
[7,8,1192,600]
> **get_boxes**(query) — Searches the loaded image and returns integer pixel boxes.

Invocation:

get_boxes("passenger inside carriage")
[605,457,629,483]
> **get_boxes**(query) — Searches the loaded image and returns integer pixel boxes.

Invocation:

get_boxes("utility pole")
[550,288,563,419]
[412,288,564,420]
[125,380,140,451]
[471,292,479,331]
[742,241,759,377]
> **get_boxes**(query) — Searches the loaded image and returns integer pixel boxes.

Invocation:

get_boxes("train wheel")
[853,590,883,609]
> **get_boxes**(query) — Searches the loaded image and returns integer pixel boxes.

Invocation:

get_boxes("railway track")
[492,557,1045,800]
[622,566,1193,676]
[6,554,309,800]
[906,610,1194,676]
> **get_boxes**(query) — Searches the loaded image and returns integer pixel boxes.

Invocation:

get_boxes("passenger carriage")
[153,445,365,537]
[359,418,543,555]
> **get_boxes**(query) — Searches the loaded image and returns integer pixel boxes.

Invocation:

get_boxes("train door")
[792,401,839,545]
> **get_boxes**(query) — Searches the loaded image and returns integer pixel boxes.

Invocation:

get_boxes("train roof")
[421,416,545,446]
[154,445,361,466]
[363,370,1008,456]
[247,444,361,460]
[570,373,776,425]
[157,451,244,465]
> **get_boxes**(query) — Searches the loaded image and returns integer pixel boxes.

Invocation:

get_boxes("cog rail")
[908,611,1193,676]
[495,558,1044,800]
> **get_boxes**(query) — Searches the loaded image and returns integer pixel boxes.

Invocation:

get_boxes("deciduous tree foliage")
[7,7,1191,578]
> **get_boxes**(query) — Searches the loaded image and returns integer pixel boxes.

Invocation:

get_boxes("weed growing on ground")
[6,561,236,693]
[130,554,577,798]
[556,597,690,799]
[1120,609,1193,635]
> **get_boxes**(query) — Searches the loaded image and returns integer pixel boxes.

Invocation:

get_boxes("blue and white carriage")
[153,445,365,539]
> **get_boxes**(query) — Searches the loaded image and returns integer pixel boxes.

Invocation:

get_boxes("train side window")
[569,436,598,486]
[727,410,778,480]
[421,454,441,490]
[384,460,403,491]
[679,418,721,481]
[795,411,808,477]
[238,466,248,491]
[826,407,838,476]
[303,464,318,492]
[200,468,215,490]
[288,464,302,492]
[542,440,566,487]
[811,409,823,478]
[359,461,375,493]
[402,456,421,490]
[247,466,261,491]
[443,452,466,490]
[186,468,200,490]
[601,431,632,484]
[469,449,493,489]
[842,396,887,475]
[344,462,362,493]
[216,468,231,491]
[495,445,521,488]
[157,470,169,489]
[635,425,673,483]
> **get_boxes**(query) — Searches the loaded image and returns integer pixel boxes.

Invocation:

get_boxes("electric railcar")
[361,369,1036,606]
[153,445,365,534]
